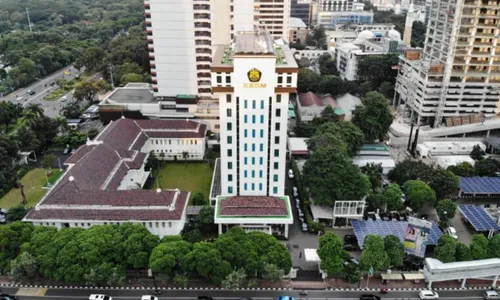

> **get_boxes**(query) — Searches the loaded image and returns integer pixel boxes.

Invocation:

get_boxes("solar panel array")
[351,220,443,249]
[460,177,500,194]
[459,205,500,231]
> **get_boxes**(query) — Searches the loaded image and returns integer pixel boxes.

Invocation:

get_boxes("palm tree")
[22,104,44,129]
[55,116,68,133]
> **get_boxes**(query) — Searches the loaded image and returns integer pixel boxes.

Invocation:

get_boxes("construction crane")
[433,0,465,128]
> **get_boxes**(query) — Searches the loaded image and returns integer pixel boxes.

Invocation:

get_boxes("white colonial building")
[24,118,207,238]
[210,31,295,238]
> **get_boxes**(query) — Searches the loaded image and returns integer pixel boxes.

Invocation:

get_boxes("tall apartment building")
[145,0,290,99]
[315,0,374,28]
[291,0,312,25]
[394,0,500,127]
[210,31,296,237]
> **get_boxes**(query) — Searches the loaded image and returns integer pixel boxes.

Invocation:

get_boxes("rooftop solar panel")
[460,177,500,194]
[351,220,442,249]
[459,205,500,231]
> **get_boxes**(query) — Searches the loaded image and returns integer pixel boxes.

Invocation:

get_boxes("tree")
[315,121,365,156]
[75,47,106,72]
[9,251,39,283]
[357,54,399,89]
[182,151,189,163]
[262,263,284,283]
[297,68,320,93]
[318,53,338,75]
[6,205,29,223]
[352,91,394,142]
[435,199,457,224]
[429,169,459,200]
[404,180,437,212]
[22,104,44,129]
[359,81,372,96]
[455,242,472,262]
[470,234,489,260]
[344,80,362,96]
[360,235,390,271]
[378,81,394,99]
[149,239,192,279]
[197,206,216,235]
[15,126,40,152]
[317,233,349,276]
[447,162,474,177]
[41,154,57,174]
[388,159,433,186]
[382,184,404,212]
[307,25,327,48]
[61,103,82,119]
[181,227,203,243]
[173,274,188,288]
[120,73,144,85]
[120,223,159,271]
[341,260,362,283]
[470,144,486,161]
[0,222,34,272]
[192,192,206,205]
[474,158,500,176]
[221,269,247,289]
[384,235,404,267]
[87,128,99,140]
[360,163,383,191]
[187,242,231,284]
[411,21,426,48]
[317,75,345,97]
[0,102,17,133]
[73,79,110,103]
[215,227,260,275]
[435,235,457,263]
[303,146,370,206]
[307,132,348,153]
[487,234,500,258]
[247,231,292,275]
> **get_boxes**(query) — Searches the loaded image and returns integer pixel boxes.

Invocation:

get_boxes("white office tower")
[211,31,296,237]
[145,0,290,99]
[394,0,500,128]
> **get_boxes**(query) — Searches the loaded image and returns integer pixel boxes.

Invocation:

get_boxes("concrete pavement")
[0,286,489,300]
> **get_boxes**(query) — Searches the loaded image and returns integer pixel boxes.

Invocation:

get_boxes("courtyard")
[0,168,63,208]
[145,162,214,203]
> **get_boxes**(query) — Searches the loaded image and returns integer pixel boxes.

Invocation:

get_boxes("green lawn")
[147,162,214,203]
[0,168,63,208]
[43,88,67,101]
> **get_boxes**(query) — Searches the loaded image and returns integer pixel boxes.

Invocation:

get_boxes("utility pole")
[108,64,115,89]
[26,8,33,33]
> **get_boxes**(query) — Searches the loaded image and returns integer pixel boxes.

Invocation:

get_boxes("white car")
[288,169,294,179]
[419,290,439,300]
[292,187,298,197]
[445,227,458,239]
[484,290,500,300]
[141,296,159,300]
[89,295,112,300]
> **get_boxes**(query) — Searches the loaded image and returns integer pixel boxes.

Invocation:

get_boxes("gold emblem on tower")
[247,68,262,82]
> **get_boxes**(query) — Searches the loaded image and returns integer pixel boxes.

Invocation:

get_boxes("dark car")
[0,294,18,300]
[27,90,35,95]
[344,234,357,244]
[342,244,358,251]
[197,297,213,300]
[359,294,381,300]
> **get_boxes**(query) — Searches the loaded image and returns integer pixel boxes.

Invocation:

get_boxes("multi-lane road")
[0,286,490,300]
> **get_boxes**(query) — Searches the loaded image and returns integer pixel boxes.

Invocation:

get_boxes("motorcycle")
[380,287,388,294]
[153,289,162,295]
[299,290,308,296]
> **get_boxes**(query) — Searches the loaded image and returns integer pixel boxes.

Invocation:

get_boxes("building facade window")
[252,115,256,124]
[277,94,281,103]
[275,136,280,144]
[273,186,278,193]
[244,100,248,108]
[252,129,256,138]
[244,157,248,165]
[227,108,232,117]
[260,115,264,123]
[259,183,263,190]
[244,170,248,178]
[261,100,264,109]
[244,183,248,190]
[244,115,248,123]
[227,122,232,131]
[274,149,279,157]
[276,109,281,117]
[287,76,292,84]
[228,162,233,169]
[275,123,280,131]
[229,186,233,193]
[227,136,232,144]
[259,157,263,165]
[259,170,263,178]
[252,170,255,178]
[244,129,248,137]
[252,157,255,165]
[260,129,264,138]
[244,143,248,151]
[226,94,232,103]
[226,76,231,83]
[228,149,232,157]
[252,100,256,109]
[251,183,255,191]
[217,76,222,83]
[260,144,264,151]
[252,144,256,151]
[228,174,233,181]
[273,174,278,182]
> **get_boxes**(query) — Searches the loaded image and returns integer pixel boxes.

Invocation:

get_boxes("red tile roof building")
[24,118,207,237]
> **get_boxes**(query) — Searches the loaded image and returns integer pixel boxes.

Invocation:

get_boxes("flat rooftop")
[104,87,156,104]
[212,32,298,69]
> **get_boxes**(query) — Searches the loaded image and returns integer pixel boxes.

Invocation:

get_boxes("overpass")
[424,258,500,289]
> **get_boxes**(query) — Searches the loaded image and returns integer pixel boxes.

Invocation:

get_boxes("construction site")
[393,0,500,129]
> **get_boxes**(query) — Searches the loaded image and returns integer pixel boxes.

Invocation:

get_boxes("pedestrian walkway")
[15,287,47,296]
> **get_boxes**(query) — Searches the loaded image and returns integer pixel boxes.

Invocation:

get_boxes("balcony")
[196,57,211,62]
[195,31,211,38]
[197,72,211,78]
[198,88,211,93]
[195,40,211,46]
[198,81,211,86]
[197,65,210,70]
[195,22,211,29]
[196,48,212,54]
[196,100,219,116]
[193,4,210,10]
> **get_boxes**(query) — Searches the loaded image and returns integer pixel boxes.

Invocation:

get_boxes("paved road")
[0,286,489,300]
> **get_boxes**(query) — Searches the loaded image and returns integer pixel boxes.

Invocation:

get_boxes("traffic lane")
[6,286,485,300]
[0,64,75,102]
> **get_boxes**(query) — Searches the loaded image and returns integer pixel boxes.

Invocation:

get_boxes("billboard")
[404,217,432,257]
